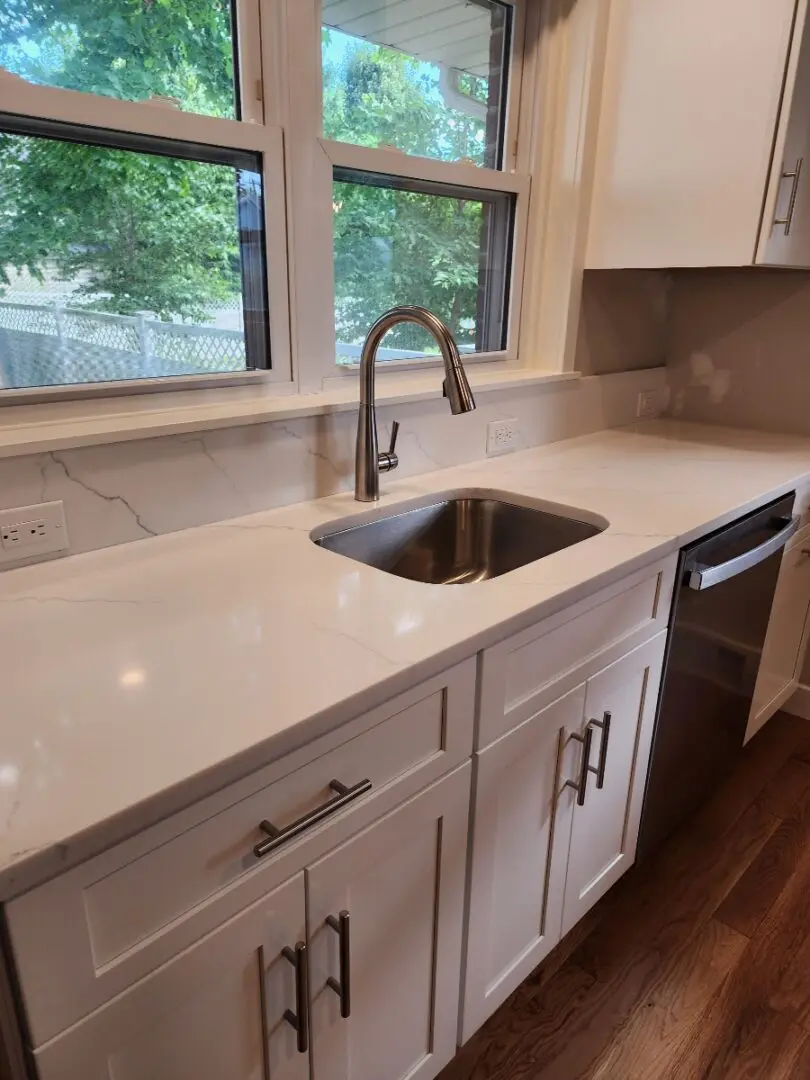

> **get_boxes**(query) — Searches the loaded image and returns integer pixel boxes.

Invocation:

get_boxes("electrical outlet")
[487,418,520,457]
[0,501,69,565]
[637,389,663,419]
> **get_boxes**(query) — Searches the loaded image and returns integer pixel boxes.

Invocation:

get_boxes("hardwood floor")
[440,711,810,1080]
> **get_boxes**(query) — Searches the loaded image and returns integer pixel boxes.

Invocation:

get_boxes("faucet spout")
[355,306,476,502]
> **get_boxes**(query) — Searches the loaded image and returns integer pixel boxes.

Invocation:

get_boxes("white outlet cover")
[487,418,520,456]
[0,501,69,565]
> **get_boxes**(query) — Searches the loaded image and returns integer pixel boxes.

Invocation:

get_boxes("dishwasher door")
[637,494,798,861]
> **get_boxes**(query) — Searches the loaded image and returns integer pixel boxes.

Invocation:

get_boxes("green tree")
[0,8,496,341]
[0,0,235,117]
[324,34,492,352]
[0,1,240,321]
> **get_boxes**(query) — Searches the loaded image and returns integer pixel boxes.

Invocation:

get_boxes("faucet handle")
[378,421,400,474]
[388,421,400,456]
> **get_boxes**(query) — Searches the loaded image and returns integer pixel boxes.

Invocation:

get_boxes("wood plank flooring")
[440,711,810,1080]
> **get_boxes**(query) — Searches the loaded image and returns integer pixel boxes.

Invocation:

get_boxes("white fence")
[0,300,246,374]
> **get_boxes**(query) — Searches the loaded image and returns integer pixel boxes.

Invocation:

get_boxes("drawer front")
[7,659,475,1047]
[478,556,677,747]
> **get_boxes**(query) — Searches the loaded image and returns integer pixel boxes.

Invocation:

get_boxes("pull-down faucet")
[355,306,476,502]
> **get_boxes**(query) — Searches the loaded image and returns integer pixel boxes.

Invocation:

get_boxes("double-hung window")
[0,0,531,398]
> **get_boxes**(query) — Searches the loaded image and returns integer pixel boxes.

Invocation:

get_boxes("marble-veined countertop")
[2,419,810,899]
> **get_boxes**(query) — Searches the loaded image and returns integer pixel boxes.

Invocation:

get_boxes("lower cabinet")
[559,634,665,934]
[461,685,585,1040]
[307,763,470,1080]
[32,765,471,1080]
[461,633,666,1041]
[748,528,810,741]
[34,874,309,1080]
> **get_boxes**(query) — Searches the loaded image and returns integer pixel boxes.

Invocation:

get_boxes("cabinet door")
[34,874,309,1080]
[561,634,666,935]
[460,685,586,1043]
[748,538,810,739]
[587,0,796,269]
[307,764,471,1080]
[760,4,810,267]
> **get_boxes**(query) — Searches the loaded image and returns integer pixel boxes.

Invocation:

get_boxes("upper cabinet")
[586,0,809,269]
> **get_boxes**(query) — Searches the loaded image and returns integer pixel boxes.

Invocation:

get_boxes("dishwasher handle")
[687,515,799,591]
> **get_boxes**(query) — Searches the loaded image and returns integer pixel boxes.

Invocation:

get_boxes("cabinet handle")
[591,711,612,790]
[564,725,595,807]
[775,157,804,235]
[282,942,309,1054]
[326,910,351,1018]
[254,779,372,859]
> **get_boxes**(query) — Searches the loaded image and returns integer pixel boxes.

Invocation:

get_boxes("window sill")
[0,368,579,459]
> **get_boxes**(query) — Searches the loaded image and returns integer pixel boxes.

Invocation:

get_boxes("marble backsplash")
[0,368,664,561]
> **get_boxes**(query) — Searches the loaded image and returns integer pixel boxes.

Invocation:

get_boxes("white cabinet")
[33,874,309,1080]
[33,766,471,1080]
[760,1,810,267]
[560,635,665,934]
[461,686,586,1041]
[462,632,667,1041]
[747,527,810,741]
[586,0,802,268]
[308,765,470,1080]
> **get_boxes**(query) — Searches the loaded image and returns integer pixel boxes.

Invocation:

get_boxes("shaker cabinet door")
[307,765,471,1080]
[461,685,586,1042]
[561,634,666,935]
[34,874,309,1080]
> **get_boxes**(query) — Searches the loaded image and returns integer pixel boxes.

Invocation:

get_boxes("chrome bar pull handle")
[282,942,309,1054]
[326,910,351,1018]
[254,779,372,859]
[591,711,612,790]
[775,158,804,235]
[564,726,595,807]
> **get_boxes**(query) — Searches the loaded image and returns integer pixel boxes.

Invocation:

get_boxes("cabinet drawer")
[7,660,475,1047]
[478,557,677,747]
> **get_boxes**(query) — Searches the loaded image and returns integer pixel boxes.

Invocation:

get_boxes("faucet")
[355,306,476,502]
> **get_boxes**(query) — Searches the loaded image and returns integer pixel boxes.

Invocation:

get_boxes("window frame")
[285,0,531,394]
[0,0,608,411]
[0,0,293,398]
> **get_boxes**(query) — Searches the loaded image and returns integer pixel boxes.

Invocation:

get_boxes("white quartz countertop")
[2,419,810,899]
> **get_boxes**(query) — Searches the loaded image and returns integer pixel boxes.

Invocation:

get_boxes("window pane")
[0,126,269,391]
[323,0,511,169]
[0,1,238,118]
[333,171,512,363]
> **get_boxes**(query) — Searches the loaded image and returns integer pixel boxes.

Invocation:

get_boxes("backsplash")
[666,269,810,434]
[0,369,664,561]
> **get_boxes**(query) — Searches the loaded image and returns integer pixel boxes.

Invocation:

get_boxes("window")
[0,0,239,118]
[320,0,523,371]
[0,0,531,399]
[0,117,268,391]
[322,0,511,169]
[333,171,513,363]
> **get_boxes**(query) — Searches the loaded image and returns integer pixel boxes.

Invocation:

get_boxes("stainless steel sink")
[312,491,607,584]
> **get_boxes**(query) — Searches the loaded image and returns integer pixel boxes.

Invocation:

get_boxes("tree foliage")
[0,7,493,343]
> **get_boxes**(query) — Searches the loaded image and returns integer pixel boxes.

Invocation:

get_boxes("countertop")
[2,419,810,900]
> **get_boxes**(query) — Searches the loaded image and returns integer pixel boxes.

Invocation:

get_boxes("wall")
[575,269,670,375]
[667,269,810,434]
[0,368,665,560]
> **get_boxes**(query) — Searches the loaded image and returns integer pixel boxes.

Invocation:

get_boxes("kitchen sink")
[312,491,607,584]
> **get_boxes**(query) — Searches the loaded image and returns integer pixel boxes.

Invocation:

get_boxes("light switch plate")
[0,501,69,565]
[637,389,664,419]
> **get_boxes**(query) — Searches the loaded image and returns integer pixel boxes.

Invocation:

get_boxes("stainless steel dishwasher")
[637,493,799,860]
